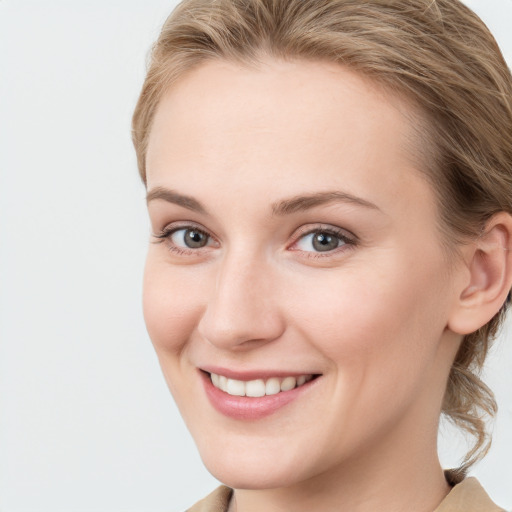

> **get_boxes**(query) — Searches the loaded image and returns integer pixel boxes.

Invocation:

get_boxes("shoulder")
[186,486,233,512]
[435,477,505,512]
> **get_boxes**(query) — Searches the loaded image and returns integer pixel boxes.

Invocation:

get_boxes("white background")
[0,1,511,511]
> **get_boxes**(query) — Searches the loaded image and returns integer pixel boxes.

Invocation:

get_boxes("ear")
[448,212,512,336]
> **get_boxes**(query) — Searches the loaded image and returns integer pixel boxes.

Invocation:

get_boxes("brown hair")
[132,0,512,475]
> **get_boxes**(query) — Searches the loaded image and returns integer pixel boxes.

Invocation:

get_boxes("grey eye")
[172,228,210,248]
[312,232,340,252]
[296,231,344,252]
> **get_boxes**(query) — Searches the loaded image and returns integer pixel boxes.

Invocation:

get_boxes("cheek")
[288,250,451,382]
[142,254,204,356]
[282,259,451,450]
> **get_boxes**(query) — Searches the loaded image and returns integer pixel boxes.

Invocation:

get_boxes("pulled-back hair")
[132,0,512,475]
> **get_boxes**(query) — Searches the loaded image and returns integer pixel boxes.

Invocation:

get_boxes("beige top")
[186,478,505,512]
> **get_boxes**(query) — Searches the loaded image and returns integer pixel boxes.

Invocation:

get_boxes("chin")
[197,439,313,490]
[205,460,303,490]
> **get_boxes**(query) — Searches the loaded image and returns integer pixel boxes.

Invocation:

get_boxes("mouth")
[200,369,321,420]
[209,372,315,397]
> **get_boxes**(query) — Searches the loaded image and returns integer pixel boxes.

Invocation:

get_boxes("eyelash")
[152,223,357,258]
[289,225,357,258]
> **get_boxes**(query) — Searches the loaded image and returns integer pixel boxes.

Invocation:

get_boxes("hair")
[132,0,512,476]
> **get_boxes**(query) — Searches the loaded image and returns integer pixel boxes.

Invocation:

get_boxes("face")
[144,59,463,489]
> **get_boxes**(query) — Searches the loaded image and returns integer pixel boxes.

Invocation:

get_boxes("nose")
[197,252,286,351]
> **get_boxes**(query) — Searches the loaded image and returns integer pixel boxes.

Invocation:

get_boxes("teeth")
[280,376,296,391]
[246,379,266,397]
[210,373,314,397]
[265,377,281,396]
[226,378,245,396]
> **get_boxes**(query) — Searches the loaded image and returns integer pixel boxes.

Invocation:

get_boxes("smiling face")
[143,59,464,490]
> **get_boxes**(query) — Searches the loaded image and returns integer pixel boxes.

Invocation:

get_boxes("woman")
[132,1,512,510]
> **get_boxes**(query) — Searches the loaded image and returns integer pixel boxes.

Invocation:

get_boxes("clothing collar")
[187,478,504,512]
[433,477,504,512]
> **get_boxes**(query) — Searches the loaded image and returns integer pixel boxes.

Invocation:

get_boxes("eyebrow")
[271,191,380,216]
[146,187,380,216]
[146,187,208,214]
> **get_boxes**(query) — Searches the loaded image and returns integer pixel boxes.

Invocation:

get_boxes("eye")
[152,224,217,254]
[292,227,355,255]
[171,228,211,249]
[296,231,344,252]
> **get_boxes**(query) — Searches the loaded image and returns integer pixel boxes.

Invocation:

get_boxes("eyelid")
[290,224,357,244]
[153,220,212,239]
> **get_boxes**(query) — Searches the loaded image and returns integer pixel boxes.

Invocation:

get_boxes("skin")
[143,58,471,512]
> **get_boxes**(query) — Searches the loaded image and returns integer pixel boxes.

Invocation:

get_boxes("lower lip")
[201,372,318,420]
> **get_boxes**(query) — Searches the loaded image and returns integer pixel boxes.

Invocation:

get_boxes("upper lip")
[200,366,320,381]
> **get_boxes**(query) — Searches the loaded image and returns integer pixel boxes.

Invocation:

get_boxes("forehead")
[146,58,430,216]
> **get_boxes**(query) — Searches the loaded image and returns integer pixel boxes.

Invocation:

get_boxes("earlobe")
[448,212,512,336]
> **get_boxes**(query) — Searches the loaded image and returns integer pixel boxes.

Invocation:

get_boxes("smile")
[201,370,320,420]
[210,373,314,397]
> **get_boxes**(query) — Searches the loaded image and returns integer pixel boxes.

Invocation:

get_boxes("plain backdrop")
[0,1,511,511]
